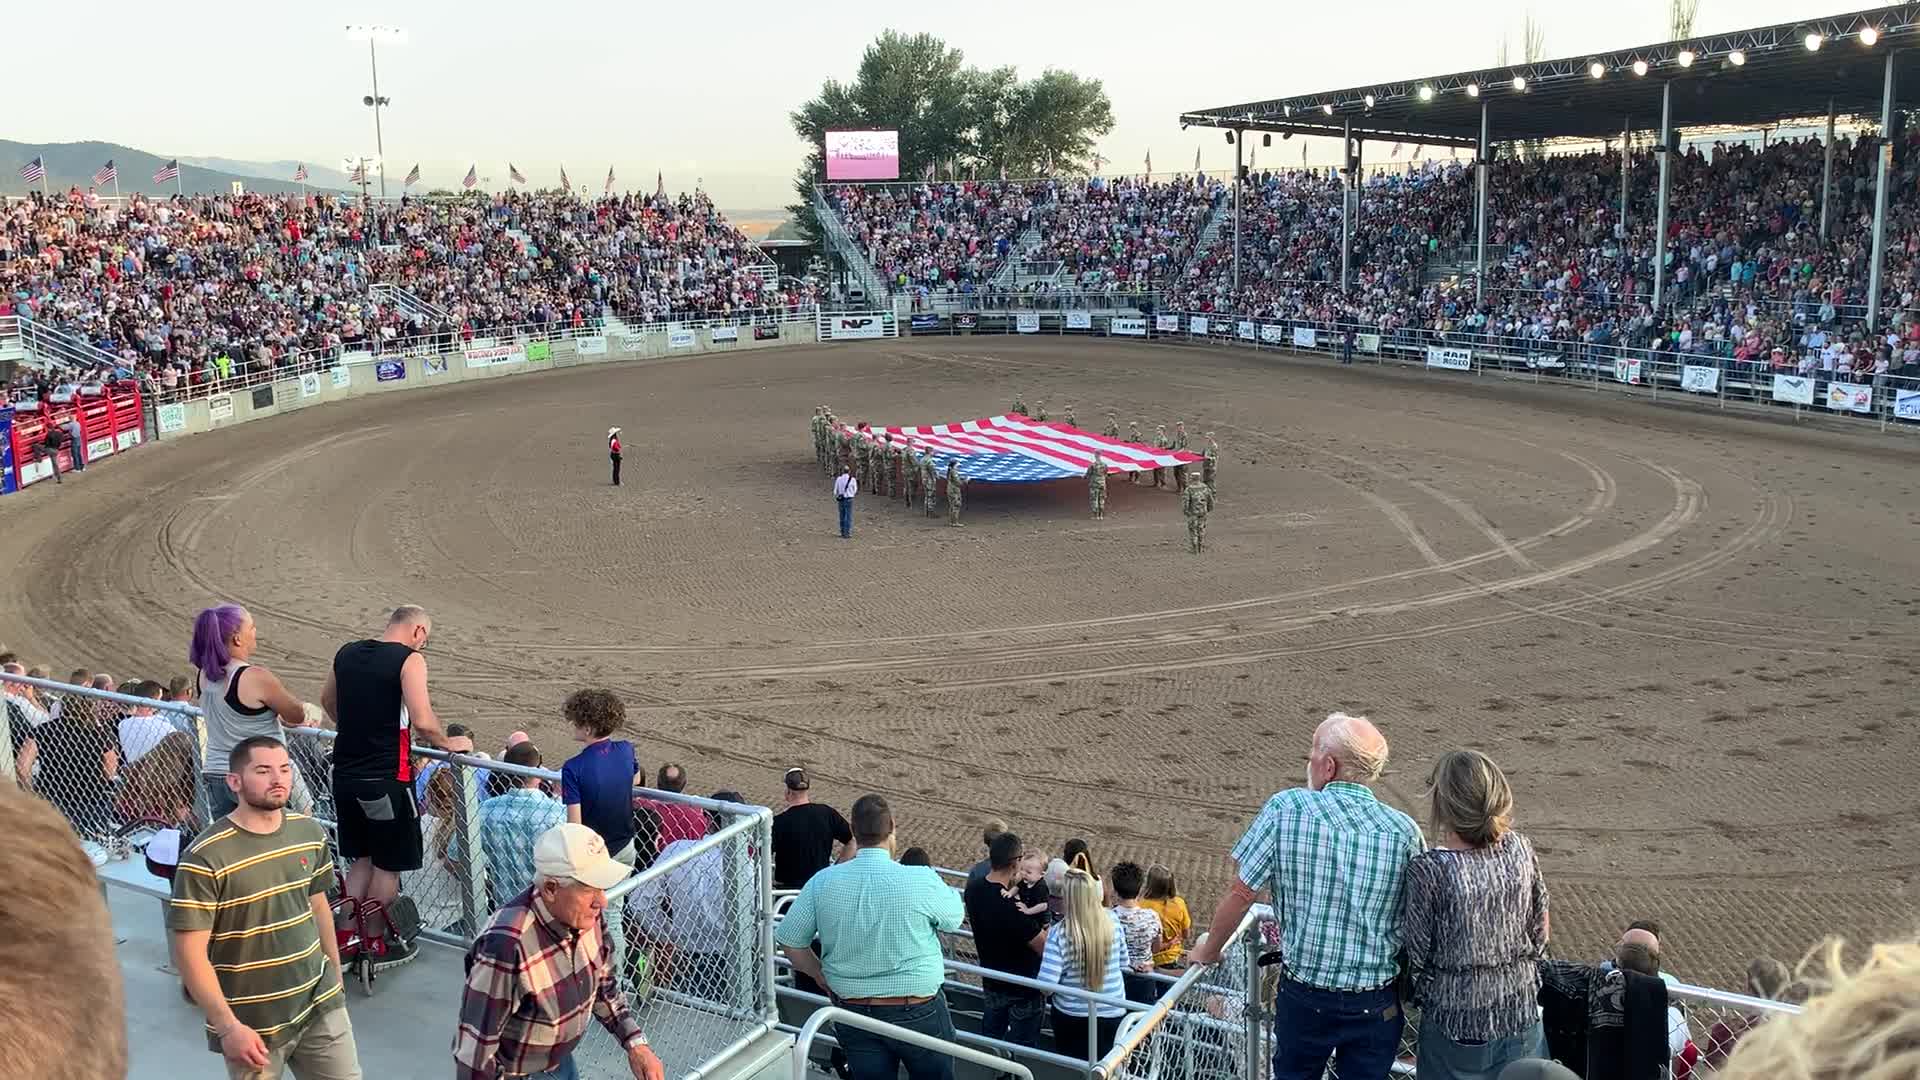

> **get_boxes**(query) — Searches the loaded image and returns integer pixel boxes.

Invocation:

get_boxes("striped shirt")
[774,847,963,999]
[168,813,342,1051]
[1036,915,1129,1018]
[1231,782,1424,991]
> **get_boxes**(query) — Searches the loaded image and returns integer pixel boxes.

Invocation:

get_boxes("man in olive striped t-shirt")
[171,735,363,1078]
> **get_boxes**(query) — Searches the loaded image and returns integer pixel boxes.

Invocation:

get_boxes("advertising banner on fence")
[423,355,449,377]
[251,385,274,410]
[909,314,942,331]
[1897,389,1920,420]
[1111,317,1147,337]
[711,326,739,343]
[1825,380,1874,413]
[1613,358,1642,385]
[116,427,141,452]
[1260,324,1286,344]
[157,402,186,434]
[300,373,321,398]
[1189,316,1209,335]
[668,328,697,349]
[1681,365,1720,393]
[375,360,408,382]
[85,435,115,462]
[1426,345,1472,371]
[465,344,526,367]
[1771,373,1815,405]
[1292,326,1316,348]
[330,367,351,389]
[1156,315,1180,332]
[955,313,978,330]
[1238,321,1257,341]
[209,394,234,421]
[1525,354,1566,370]
[1065,311,1092,330]
[576,335,609,356]
[1016,313,1040,334]
[829,315,886,340]
[754,324,781,340]
[1356,333,1381,354]
[526,341,553,363]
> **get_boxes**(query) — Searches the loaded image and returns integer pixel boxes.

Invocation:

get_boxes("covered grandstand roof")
[1180,4,1920,147]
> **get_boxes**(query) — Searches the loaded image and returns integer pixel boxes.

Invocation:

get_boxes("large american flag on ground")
[860,415,1203,483]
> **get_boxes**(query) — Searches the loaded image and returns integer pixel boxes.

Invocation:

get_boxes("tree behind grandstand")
[787,30,1113,240]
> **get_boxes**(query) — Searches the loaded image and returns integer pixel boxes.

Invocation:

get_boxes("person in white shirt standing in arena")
[834,464,858,538]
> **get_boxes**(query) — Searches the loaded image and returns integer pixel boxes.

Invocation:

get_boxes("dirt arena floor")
[6,336,1919,986]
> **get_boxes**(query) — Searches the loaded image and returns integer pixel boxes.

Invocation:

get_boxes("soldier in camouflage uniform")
[1152,424,1171,488]
[945,461,970,526]
[1034,399,1049,421]
[1012,392,1029,417]
[1086,452,1108,519]
[810,408,823,471]
[1126,421,1143,483]
[1169,420,1190,492]
[921,452,940,516]
[877,434,894,497]
[902,444,919,507]
[1103,412,1121,439]
[1182,479,1214,553]
[855,432,873,491]
[1202,432,1219,493]
[1065,404,1078,428]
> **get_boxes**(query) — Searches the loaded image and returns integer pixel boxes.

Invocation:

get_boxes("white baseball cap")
[533,822,628,890]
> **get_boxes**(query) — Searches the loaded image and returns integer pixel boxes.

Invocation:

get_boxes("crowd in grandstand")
[0,186,814,395]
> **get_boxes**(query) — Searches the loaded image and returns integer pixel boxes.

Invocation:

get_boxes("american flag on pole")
[655,170,664,197]
[860,415,1202,484]
[559,164,570,191]
[19,157,45,184]
[604,165,615,194]
[292,162,309,182]
[348,161,366,184]
[93,160,117,186]
[462,164,478,189]
[508,162,526,185]
[404,163,420,187]
[153,159,180,184]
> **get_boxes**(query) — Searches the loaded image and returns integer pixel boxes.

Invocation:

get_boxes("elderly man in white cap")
[453,822,663,1080]
[607,427,623,487]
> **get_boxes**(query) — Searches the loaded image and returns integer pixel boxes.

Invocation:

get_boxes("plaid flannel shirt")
[1231,781,1424,991]
[452,888,646,1079]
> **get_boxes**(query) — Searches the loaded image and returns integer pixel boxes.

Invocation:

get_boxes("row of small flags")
[19,156,175,185]
[19,155,661,196]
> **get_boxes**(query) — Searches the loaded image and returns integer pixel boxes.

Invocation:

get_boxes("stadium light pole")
[1821,99,1836,242]
[1620,120,1630,245]
[347,25,406,200]
[1867,50,1897,334]
[1475,103,1489,307]
[1340,118,1353,295]
[1232,127,1244,295]
[1651,81,1673,315]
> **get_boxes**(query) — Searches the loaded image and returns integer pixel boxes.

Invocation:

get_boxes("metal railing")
[0,313,126,374]
[793,1007,1036,1080]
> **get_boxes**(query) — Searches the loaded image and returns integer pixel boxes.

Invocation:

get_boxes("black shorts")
[333,776,424,873]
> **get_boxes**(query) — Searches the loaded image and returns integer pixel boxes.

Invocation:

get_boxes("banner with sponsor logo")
[1356,333,1381,354]
[157,403,186,434]
[1260,324,1286,344]
[423,355,449,377]
[85,435,115,461]
[909,314,942,331]
[1771,373,1815,405]
[1525,354,1566,370]
[526,341,552,362]
[331,367,351,389]
[829,315,886,340]
[300,373,321,398]
[1896,388,1920,420]
[375,360,407,382]
[576,335,609,355]
[955,313,979,330]
[251,385,274,409]
[1425,345,1472,371]
[1292,326,1316,348]
[1110,317,1147,337]
[711,326,739,343]
[1065,311,1092,330]
[1237,321,1256,341]
[209,394,234,420]
[1824,381,1874,413]
[116,428,142,451]
[754,324,780,341]
[1681,365,1720,393]
[1156,315,1181,332]
[1187,316,1209,335]
[465,344,526,367]
[668,328,696,349]
[1016,313,1040,334]
[1613,358,1642,385]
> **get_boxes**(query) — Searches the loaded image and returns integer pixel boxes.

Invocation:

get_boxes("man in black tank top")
[321,606,447,917]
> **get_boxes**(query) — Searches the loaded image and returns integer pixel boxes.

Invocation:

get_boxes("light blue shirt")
[467,787,567,903]
[775,847,963,998]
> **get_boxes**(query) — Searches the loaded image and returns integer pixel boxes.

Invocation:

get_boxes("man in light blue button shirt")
[777,794,964,1080]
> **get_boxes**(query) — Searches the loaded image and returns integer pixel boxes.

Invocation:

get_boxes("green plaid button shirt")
[1231,781,1424,991]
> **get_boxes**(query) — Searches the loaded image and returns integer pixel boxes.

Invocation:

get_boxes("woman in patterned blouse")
[1402,749,1551,1080]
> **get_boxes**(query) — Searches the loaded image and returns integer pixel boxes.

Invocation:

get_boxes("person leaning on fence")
[1699,957,1798,1071]
[453,822,665,1080]
[1036,866,1131,1059]
[776,793,966,1080]
[171,735,362,1079]
[625,790,748,1006]
[1189,712,1424,1080]
[191,604,320,821]
[467,739,567,909]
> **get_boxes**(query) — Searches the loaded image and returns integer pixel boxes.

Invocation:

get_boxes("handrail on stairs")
[791,1008,1035,1080]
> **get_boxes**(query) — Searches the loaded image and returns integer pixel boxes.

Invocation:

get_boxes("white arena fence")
[0,672,776,1080]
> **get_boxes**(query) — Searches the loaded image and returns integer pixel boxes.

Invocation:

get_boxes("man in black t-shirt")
[769,767,851,890]
[963,830,1049,1049]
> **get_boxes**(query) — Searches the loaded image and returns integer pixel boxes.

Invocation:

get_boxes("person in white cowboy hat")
[607,427,623,487]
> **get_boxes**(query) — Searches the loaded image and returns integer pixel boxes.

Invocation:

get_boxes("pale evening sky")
[6,0,1861,211]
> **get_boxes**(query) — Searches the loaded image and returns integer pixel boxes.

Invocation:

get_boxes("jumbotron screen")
[824,129,900,181]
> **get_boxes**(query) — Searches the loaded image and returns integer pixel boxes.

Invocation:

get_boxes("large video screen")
[825,129,900,181]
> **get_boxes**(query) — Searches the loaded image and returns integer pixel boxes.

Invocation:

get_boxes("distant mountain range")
[1,140,348,196]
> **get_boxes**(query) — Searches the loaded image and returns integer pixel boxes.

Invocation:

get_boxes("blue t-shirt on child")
[561,739,638,858]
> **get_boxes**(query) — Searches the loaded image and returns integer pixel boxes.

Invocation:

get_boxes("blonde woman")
[1402,750,1549,1080]
[1717,939,1920,1080]
[1036,868,1129,1058]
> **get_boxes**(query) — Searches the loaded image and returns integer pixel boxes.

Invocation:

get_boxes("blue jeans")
[837,496,853,537]
[521,1053,579,1080]
[980,987,1044,1049]
[1269,979,1403,1080]
[1415,1019,1546,1080]
[833,994,956,1080]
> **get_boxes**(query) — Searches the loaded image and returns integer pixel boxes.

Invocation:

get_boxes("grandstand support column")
[1868,52,1897,333]
[1340,118,1353,295]
[1821,99,1836,242]
[1232,127,1244,294]
[1474,104,1489,307]
[1620,121,1630,243]
[1651,81,1673,315]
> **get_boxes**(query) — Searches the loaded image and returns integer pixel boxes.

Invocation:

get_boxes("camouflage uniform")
[945,461,969,526]
[1065,404,1078,428]
[810,409,823,471]
[921,454,940,516]
[1012,392,1029,417]
[1202,434,1219,493]
[1126,422,1143,483]
[1152,425,1171,488]
[903,446,919,507]
[877,435,894,497]
[1169,421,1190,491]
[1182,480,1214,553]
[836,425,852,473]
[1086,453,1108,519]
[856,435,873,491]
[1102,413,1121,439]
[1035,399,1049,421]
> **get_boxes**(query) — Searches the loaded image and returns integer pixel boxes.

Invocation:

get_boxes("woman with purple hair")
[190,604,318,821]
